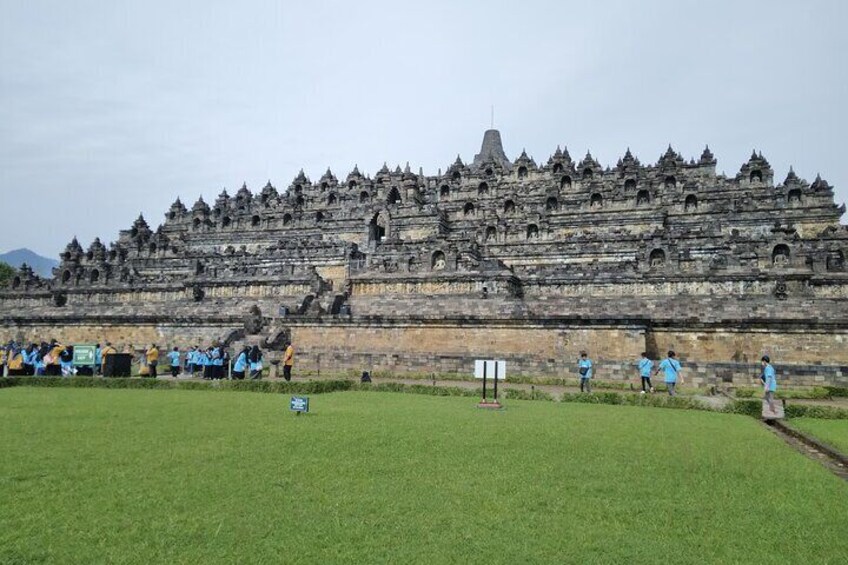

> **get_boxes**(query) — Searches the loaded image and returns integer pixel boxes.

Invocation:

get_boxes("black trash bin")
[103,354,132,377]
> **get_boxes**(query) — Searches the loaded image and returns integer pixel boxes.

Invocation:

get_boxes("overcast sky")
[1,0,846,258]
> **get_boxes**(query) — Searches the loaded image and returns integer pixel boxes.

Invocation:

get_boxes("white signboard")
[474,359,507,381]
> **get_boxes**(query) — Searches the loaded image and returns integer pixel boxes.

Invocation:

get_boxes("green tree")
[0,261,15,286]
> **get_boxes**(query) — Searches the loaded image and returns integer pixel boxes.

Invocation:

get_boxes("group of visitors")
[0,339,82,376]
[142,342,279,380]
[1,338,297,382]
[577,350,777,406]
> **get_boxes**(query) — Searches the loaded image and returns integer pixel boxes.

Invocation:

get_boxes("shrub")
[736,387,831,400]
[723,399,762,417]
[503,388,555,401]
[356,382,477,398]
[824,386,848,398]
[784,404,848,420]
[0,376,354,395]
[559,391,707,411]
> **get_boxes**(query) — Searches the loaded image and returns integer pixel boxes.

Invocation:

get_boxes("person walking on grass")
[168,347,180,378]
[761,355,777,413]
[578,351,593,393]
[638,352,654,393]
[655,350,682,396]
[282,342,295,382]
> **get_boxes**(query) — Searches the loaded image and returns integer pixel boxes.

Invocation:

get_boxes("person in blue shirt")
[94,344,102,375]
[232,346,249,380]
[637,352,654,393]
[249,345,264,380]
[210,345,223,380]
[184,347,193,376]
[167,347,181,378]
[33,347,46,376]
[578,351,593,393]
[655,350,682,396]
[59,345,74,377]
[761,355,778,413]
[201,348,213,380]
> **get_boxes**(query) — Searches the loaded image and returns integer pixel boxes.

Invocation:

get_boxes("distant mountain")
[0,248,59,278]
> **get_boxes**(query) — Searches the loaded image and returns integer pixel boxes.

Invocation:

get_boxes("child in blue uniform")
[655,350,682,396]
[233,347,248,380]
[578,351,593,393]
[167,347,180,378]
[637,352,654,393]
[761,355,777,413]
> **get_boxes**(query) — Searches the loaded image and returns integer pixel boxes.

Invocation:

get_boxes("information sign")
[290,396,309,413]
[474,360,506,380]
[73,345,97,366]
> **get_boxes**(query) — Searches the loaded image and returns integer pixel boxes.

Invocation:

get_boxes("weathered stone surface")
[1,130,847,385]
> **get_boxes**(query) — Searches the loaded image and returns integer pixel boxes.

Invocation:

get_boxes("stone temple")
[2,130,847,386]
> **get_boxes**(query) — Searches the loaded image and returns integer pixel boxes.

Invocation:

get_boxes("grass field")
[1,388,847,564]
[791,418,848,454]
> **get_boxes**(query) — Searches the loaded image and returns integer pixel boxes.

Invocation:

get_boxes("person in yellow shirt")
[100,342,117,375]
[7,348,24,374]
[282,342,294,382]
[146,344,160,378]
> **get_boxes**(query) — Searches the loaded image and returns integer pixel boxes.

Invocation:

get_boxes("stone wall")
[0,322,238,351]
[2,318,846,387]
[649,327,848,365]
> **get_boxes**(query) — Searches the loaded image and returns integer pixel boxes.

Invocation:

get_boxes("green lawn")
[1,389,847,564]
[791,418,848,454]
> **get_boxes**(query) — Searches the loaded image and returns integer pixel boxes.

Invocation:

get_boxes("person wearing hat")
[761,355,778,413]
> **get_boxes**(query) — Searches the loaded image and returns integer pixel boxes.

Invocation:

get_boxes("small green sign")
[73,345,97,366]
[290,396,309,413]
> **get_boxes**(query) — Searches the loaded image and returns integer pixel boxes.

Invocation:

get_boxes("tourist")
[282,341,294,381]
[94,343,102,375]
[185,346,196,376]
[578,351,593,393]
[33,343,47,376]
[761,355,778,413]
[211,344,223,380]
[233,346,248,380]
[202,347,213,380]
[168,347,180,378]
[59,345,74,376]
[23,344,37,376]
[5,344,24,375]
[221,347,231,379]
[655,350,682,396]
[46,340,64,376]
[249,345,263,380]
[21,343,36,376]
[100,342,116,375]
[637,352,654,393]
[146,344,159,378]
[191,345,202,376]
